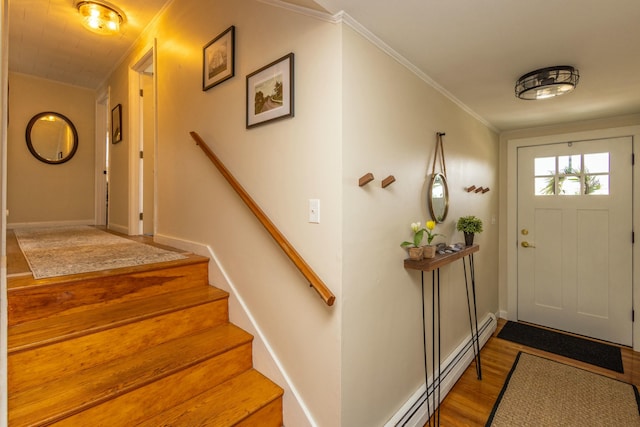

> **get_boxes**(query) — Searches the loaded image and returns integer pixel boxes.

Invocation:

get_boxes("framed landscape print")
[203,26,235,91]
[246,53,294,128]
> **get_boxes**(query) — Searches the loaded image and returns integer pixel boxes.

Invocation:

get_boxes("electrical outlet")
[309,199,320,223]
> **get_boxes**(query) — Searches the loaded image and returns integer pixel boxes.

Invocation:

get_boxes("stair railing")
[189,131,336,307]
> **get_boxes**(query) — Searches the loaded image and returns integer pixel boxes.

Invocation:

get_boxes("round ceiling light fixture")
[76,1,125,35]
[515,65,580,100]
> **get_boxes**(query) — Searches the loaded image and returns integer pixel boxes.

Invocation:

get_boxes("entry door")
[517,137,633,345]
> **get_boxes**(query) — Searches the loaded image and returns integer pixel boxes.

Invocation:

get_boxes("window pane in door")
[535,157,556,175]
[558,155,581,174]
[584,152,609,174]
[560,177,581,195]
[535,177,555,195]
[586,175,609,195]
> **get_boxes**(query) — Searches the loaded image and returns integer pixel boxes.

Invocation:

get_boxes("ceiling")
[9,0,640,131]
[9,0,168,89]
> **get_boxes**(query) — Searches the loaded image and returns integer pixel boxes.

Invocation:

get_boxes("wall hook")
[466,185,476,193]
[359,173,375,187]
[381,175,396,188]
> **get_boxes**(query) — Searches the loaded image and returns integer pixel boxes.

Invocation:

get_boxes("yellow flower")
[424,220,444,245]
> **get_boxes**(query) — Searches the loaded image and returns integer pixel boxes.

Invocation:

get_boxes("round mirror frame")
[25,112,78,165]
[427,172,449,223]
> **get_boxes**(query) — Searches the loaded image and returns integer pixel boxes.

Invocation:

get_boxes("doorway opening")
[95,91,109,227]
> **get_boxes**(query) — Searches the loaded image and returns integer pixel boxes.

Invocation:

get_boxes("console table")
[404,244,482,427]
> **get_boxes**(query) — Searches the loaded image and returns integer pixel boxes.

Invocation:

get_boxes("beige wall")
[103,0,500,425]
[104,64,130,233]
[7,73,95,226]
[104,1,343,425]
[341,26,499,425]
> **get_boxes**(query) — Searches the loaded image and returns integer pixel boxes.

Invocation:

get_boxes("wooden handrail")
[189,131,336,306]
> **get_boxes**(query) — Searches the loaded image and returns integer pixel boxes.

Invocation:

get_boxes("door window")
[534,152,609,196]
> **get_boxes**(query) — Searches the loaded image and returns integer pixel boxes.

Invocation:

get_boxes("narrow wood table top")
[404,244,479,272]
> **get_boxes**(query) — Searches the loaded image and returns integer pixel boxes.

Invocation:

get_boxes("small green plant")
[456,216,483,234]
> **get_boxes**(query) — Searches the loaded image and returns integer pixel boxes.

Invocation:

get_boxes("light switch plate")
[309,199,320,223]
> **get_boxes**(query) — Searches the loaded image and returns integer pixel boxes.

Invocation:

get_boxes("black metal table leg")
[463,255,482,379]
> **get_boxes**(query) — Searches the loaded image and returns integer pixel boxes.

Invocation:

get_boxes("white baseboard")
[385,313,497,427]
[106,223,129,235]
[154,233,316,427]
[7,219,95,229]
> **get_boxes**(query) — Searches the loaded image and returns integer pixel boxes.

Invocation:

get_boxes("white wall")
[6,73,96,226]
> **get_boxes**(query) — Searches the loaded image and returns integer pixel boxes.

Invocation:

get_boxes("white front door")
[517,137,633,345]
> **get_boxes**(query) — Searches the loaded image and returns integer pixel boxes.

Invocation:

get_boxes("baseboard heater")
[386,313,497,427]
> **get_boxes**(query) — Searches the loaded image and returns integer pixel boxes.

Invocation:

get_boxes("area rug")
[486,352,640,426]
[497,320,623,373]
[13,226,187,279]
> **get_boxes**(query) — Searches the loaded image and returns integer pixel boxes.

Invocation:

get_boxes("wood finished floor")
[433,318,640,426]
[7,229,640,425]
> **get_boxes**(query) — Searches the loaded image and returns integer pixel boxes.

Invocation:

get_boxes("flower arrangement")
[400,222,425,248]
[424,220,443,245]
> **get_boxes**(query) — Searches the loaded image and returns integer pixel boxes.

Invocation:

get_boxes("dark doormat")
[497,321,624,373]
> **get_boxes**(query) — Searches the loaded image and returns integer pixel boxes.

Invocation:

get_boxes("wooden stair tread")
[8,285,229,354]
[7,252,210,290]
[137,369,284,426]
[9,324,253,426]
[8,255,211,326]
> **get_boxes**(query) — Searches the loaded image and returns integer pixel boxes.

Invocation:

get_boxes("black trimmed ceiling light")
[75,1,125,35]
[515,65,580,100]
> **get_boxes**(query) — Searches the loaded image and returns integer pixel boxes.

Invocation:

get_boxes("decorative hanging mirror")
[25,112,78,164]
[427,132,449,223]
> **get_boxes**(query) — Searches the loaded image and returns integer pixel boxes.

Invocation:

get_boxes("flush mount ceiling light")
[515,65,580,100]
[76,1,125,35]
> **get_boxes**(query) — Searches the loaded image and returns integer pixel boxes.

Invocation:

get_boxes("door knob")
[521,241,536,248]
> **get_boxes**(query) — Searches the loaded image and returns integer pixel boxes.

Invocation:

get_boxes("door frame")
[505,125,640,350]
[127,42,157,235]
[95,89,109,226]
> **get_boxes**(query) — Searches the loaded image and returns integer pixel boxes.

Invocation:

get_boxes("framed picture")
[246,53,294,128]
[111,104,122,144]
[203,26,235,91]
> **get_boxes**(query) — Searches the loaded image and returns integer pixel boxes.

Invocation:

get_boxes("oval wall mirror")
[25,112,78,164]
[427,172,449,223]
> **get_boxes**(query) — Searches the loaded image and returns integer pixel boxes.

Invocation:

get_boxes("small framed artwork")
[246,52,294,128]
[203,25,235,91]
[111,104,122,144]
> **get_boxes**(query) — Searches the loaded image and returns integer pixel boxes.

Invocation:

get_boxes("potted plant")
[456,216,483,246]
[401,222,426,260]
[422,220,444,258]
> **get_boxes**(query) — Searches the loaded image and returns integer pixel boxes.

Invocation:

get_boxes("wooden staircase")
[7,253,284,426]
